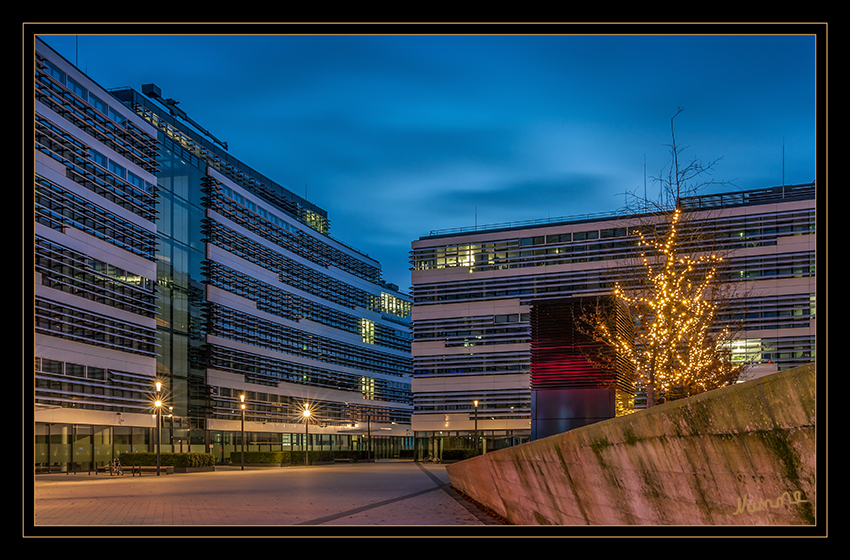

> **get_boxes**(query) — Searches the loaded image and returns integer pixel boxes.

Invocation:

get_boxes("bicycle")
[108,459,124,476]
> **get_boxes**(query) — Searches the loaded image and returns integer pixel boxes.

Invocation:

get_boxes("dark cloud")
[38,31,818,290]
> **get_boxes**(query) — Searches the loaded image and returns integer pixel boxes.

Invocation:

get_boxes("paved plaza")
[29,460,506,534]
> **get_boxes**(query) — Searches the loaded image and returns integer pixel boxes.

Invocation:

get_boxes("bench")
[96,465,174,475]
[127,465,174,475]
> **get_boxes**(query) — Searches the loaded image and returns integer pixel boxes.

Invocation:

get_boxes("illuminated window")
[303,210,328,234]
[381,292,411,319]
[360,319,375,344]
[361,376,376,400]
[723,339,763,365]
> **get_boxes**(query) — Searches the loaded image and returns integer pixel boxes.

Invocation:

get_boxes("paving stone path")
[30,460,506,534]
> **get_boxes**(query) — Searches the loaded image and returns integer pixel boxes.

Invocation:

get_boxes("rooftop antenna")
[782,136,785,186]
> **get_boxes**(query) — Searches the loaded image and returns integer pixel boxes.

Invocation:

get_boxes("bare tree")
[625,107,734,212]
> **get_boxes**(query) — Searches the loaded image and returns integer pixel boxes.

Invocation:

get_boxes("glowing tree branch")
[581,108,745,407]
[583,207,743,407]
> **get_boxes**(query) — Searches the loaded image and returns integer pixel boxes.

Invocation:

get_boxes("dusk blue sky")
[37,30,819,291]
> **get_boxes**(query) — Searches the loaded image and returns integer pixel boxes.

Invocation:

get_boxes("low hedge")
[441,449,479,461]
[228,450,374,465]
[331,450,372,461]
[230,451,290,464]
[119,451,215,468]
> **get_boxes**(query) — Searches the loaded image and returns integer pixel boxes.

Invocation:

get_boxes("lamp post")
[302,406,311,466]
[473,399,479,456]
[240,394,246,471]
[155,381,162,476]
[366,412,372,462]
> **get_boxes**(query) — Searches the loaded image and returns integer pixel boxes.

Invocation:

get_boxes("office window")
[361,319,376,344]
[43,60,65,84]
[520,236,544,246]
[108,160,126,179]
[65,363,85,378]
[547,233,571,244]
[128,171,145,190]
[574,230,599,241]
[601,227,627,238]
[108,106,126,127]
[361,376,376,400]
[89,148,107,168]
[381,292,411,319]
[89,93,108,115]
[67,77,88,100]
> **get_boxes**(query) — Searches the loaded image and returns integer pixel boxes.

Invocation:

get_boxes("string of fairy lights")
[592,207,744,406]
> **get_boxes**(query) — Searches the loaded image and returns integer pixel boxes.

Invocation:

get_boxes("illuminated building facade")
[410,182,816,453]
[33,38,413,472]
[34,38,161,470]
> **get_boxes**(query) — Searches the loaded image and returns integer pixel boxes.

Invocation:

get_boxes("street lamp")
[154,381,163,476]
[473,399,479,456]
[302,406,311,466]
[366,411,372,462]
[240,394,246,471]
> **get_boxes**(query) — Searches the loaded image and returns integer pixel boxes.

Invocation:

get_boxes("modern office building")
[34,38,161,471]
[33,38,413,472]
[410,183,816,454]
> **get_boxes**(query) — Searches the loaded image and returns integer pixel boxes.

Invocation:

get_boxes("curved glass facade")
[33,38,413,470]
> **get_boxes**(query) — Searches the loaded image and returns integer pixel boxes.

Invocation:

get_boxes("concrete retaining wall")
[446,364,817,525]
